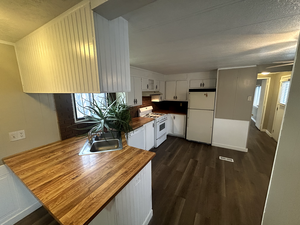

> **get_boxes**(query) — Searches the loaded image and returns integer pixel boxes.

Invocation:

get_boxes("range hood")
[142,91,162,97]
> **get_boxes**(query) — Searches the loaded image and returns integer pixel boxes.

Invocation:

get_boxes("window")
[73,93,106,121]
[279,80,290,105]
[253,86,261,107]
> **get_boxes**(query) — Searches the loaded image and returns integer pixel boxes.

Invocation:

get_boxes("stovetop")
[143,112,165,119]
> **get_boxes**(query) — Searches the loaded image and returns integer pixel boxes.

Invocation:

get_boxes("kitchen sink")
[79,131,123,155]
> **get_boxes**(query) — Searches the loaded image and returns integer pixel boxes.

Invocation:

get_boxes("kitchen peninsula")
[3,134,155,225]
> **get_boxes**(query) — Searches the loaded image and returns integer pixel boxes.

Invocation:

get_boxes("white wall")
[164,70,217,81]
[261,37,300,224]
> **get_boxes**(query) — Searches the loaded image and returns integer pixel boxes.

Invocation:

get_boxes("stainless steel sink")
[79,131,123,155]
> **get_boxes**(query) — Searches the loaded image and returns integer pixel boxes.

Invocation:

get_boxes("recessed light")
[261,72,270,75]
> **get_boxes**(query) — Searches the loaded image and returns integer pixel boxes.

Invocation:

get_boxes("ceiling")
[0,0,82,43]
[1,0,299,75]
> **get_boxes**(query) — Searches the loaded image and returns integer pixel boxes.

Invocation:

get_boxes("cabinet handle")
[203,82,205,87]
[156,85,157,89]
[153,123,154,127]
[174,116,175,119]
[147,84,148,89]
[136,99,138,104]
[200,83,202,87]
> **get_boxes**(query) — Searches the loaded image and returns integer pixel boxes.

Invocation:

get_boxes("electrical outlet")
[18,130,25,139]
[9,131,19,141]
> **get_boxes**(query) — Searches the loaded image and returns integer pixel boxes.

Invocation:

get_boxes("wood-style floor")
[15,121,276,225]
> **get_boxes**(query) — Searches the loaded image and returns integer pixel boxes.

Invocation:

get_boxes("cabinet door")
[166,81,176,100]
[176,81,187,100]
[134,77,142,106]
[167,114,173,135]
[189,79,202,89]
[172,114,186,137]
[144,121,154,150]
[126,78,136,106]
[142,78,148,90]
[202,79,216,89]
[154,80,160,91]
[159,81,165,100]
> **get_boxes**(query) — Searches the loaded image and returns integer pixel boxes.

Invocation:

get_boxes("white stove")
[139,106,167,148]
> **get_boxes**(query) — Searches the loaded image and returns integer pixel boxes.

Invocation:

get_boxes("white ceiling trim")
[0,40,15,46]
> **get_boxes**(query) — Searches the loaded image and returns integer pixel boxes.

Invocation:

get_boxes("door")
[187,109,214,144]
[202,79,216,89]
[272,76,291,141]
[255,79,269,130]
[176,81,187,100]
[126,77,135,106]
[189,92,215,110]
[166,81,176,100]
[144,121,154,150]
[167,114,173,135]
[142,78,148,90]
[172,114,186,137]
[154,80,160,91]
[134,77,142,106]
[159,81,165,100]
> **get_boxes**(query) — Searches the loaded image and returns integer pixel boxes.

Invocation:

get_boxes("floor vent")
[219,156,234,162]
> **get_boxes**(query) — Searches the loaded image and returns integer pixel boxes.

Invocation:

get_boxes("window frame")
[253,85,261,107]
[72,93,107,123]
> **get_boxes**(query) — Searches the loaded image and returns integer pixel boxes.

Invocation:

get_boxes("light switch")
[247,96,252,101]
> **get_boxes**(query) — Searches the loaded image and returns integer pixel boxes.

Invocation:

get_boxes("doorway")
[252,77,270,131]
[271,75,291,141]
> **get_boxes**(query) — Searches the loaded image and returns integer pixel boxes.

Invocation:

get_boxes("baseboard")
[212,142,248,152]
[2,202,41,225]
[251,117,256,123]
[143,209,153,225]
[265,130,272,137]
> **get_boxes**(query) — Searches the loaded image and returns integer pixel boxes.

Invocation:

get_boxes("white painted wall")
[261,37,300,224]
[212,118,249,152]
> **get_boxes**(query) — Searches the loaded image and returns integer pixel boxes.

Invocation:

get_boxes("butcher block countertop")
[3,135,155,225]
[130,117,154,130]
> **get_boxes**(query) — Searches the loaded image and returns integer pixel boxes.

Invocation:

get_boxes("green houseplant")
[75,94,132,142]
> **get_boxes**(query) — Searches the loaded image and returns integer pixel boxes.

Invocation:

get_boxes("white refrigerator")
[186,91,215,144]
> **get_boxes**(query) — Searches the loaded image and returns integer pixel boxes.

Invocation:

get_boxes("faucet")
[88,130,101,144]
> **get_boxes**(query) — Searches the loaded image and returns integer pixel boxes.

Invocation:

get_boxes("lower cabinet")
[167,114,186,138]
[144,121,155,151]
[89,161,152,225]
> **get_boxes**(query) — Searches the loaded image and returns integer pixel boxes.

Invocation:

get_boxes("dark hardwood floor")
[15,121,276,225]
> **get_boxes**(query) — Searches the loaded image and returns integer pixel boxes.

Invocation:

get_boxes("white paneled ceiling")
[0,0,82,43]
[123,0,300,74]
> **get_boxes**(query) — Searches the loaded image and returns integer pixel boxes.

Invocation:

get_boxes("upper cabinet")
[166,80,187,101]
[125,76,142,106]
[142,78,154,91]
[15,2,130,93]
[189,78,216,89]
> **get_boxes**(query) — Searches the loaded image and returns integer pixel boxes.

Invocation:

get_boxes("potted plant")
[75,94,132,143]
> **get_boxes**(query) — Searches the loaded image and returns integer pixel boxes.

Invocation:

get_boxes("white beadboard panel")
[94,13,131,93]
[115,161,152,225]
[16,2,100,93]
[88,199,117,225]
[212,118,249,152]
[0,165,41,225]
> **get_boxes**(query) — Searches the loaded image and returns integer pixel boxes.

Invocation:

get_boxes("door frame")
[255,77,271,131]
[271,75,291,139]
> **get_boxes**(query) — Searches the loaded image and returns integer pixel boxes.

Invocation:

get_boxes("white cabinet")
[168,114,186,138]
[15,2,130,93]
[125,77,142,106]
[90,162,152,225]
[159,81,165,100]
[154,80,160,91]
[166,81,188,101]
[145,121,155,151]
[142,78,154,91]
[189,78,216,89]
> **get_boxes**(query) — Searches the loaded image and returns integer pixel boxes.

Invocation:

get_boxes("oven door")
[156,118,167,138]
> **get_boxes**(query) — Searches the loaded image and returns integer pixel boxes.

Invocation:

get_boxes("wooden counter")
[130,117,154,130]
[3,136,155,225]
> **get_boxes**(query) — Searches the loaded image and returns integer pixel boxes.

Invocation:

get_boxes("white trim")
[218,65,256,70]
[251,117,256,123]
[212,142,248,152]
[2,202,41,225]
[256,77,271,131]
[0,40,15,46]
[265,130,272,137]
[142,209,153,225]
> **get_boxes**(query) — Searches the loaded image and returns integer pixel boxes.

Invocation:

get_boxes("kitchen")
[1,0,300,225]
